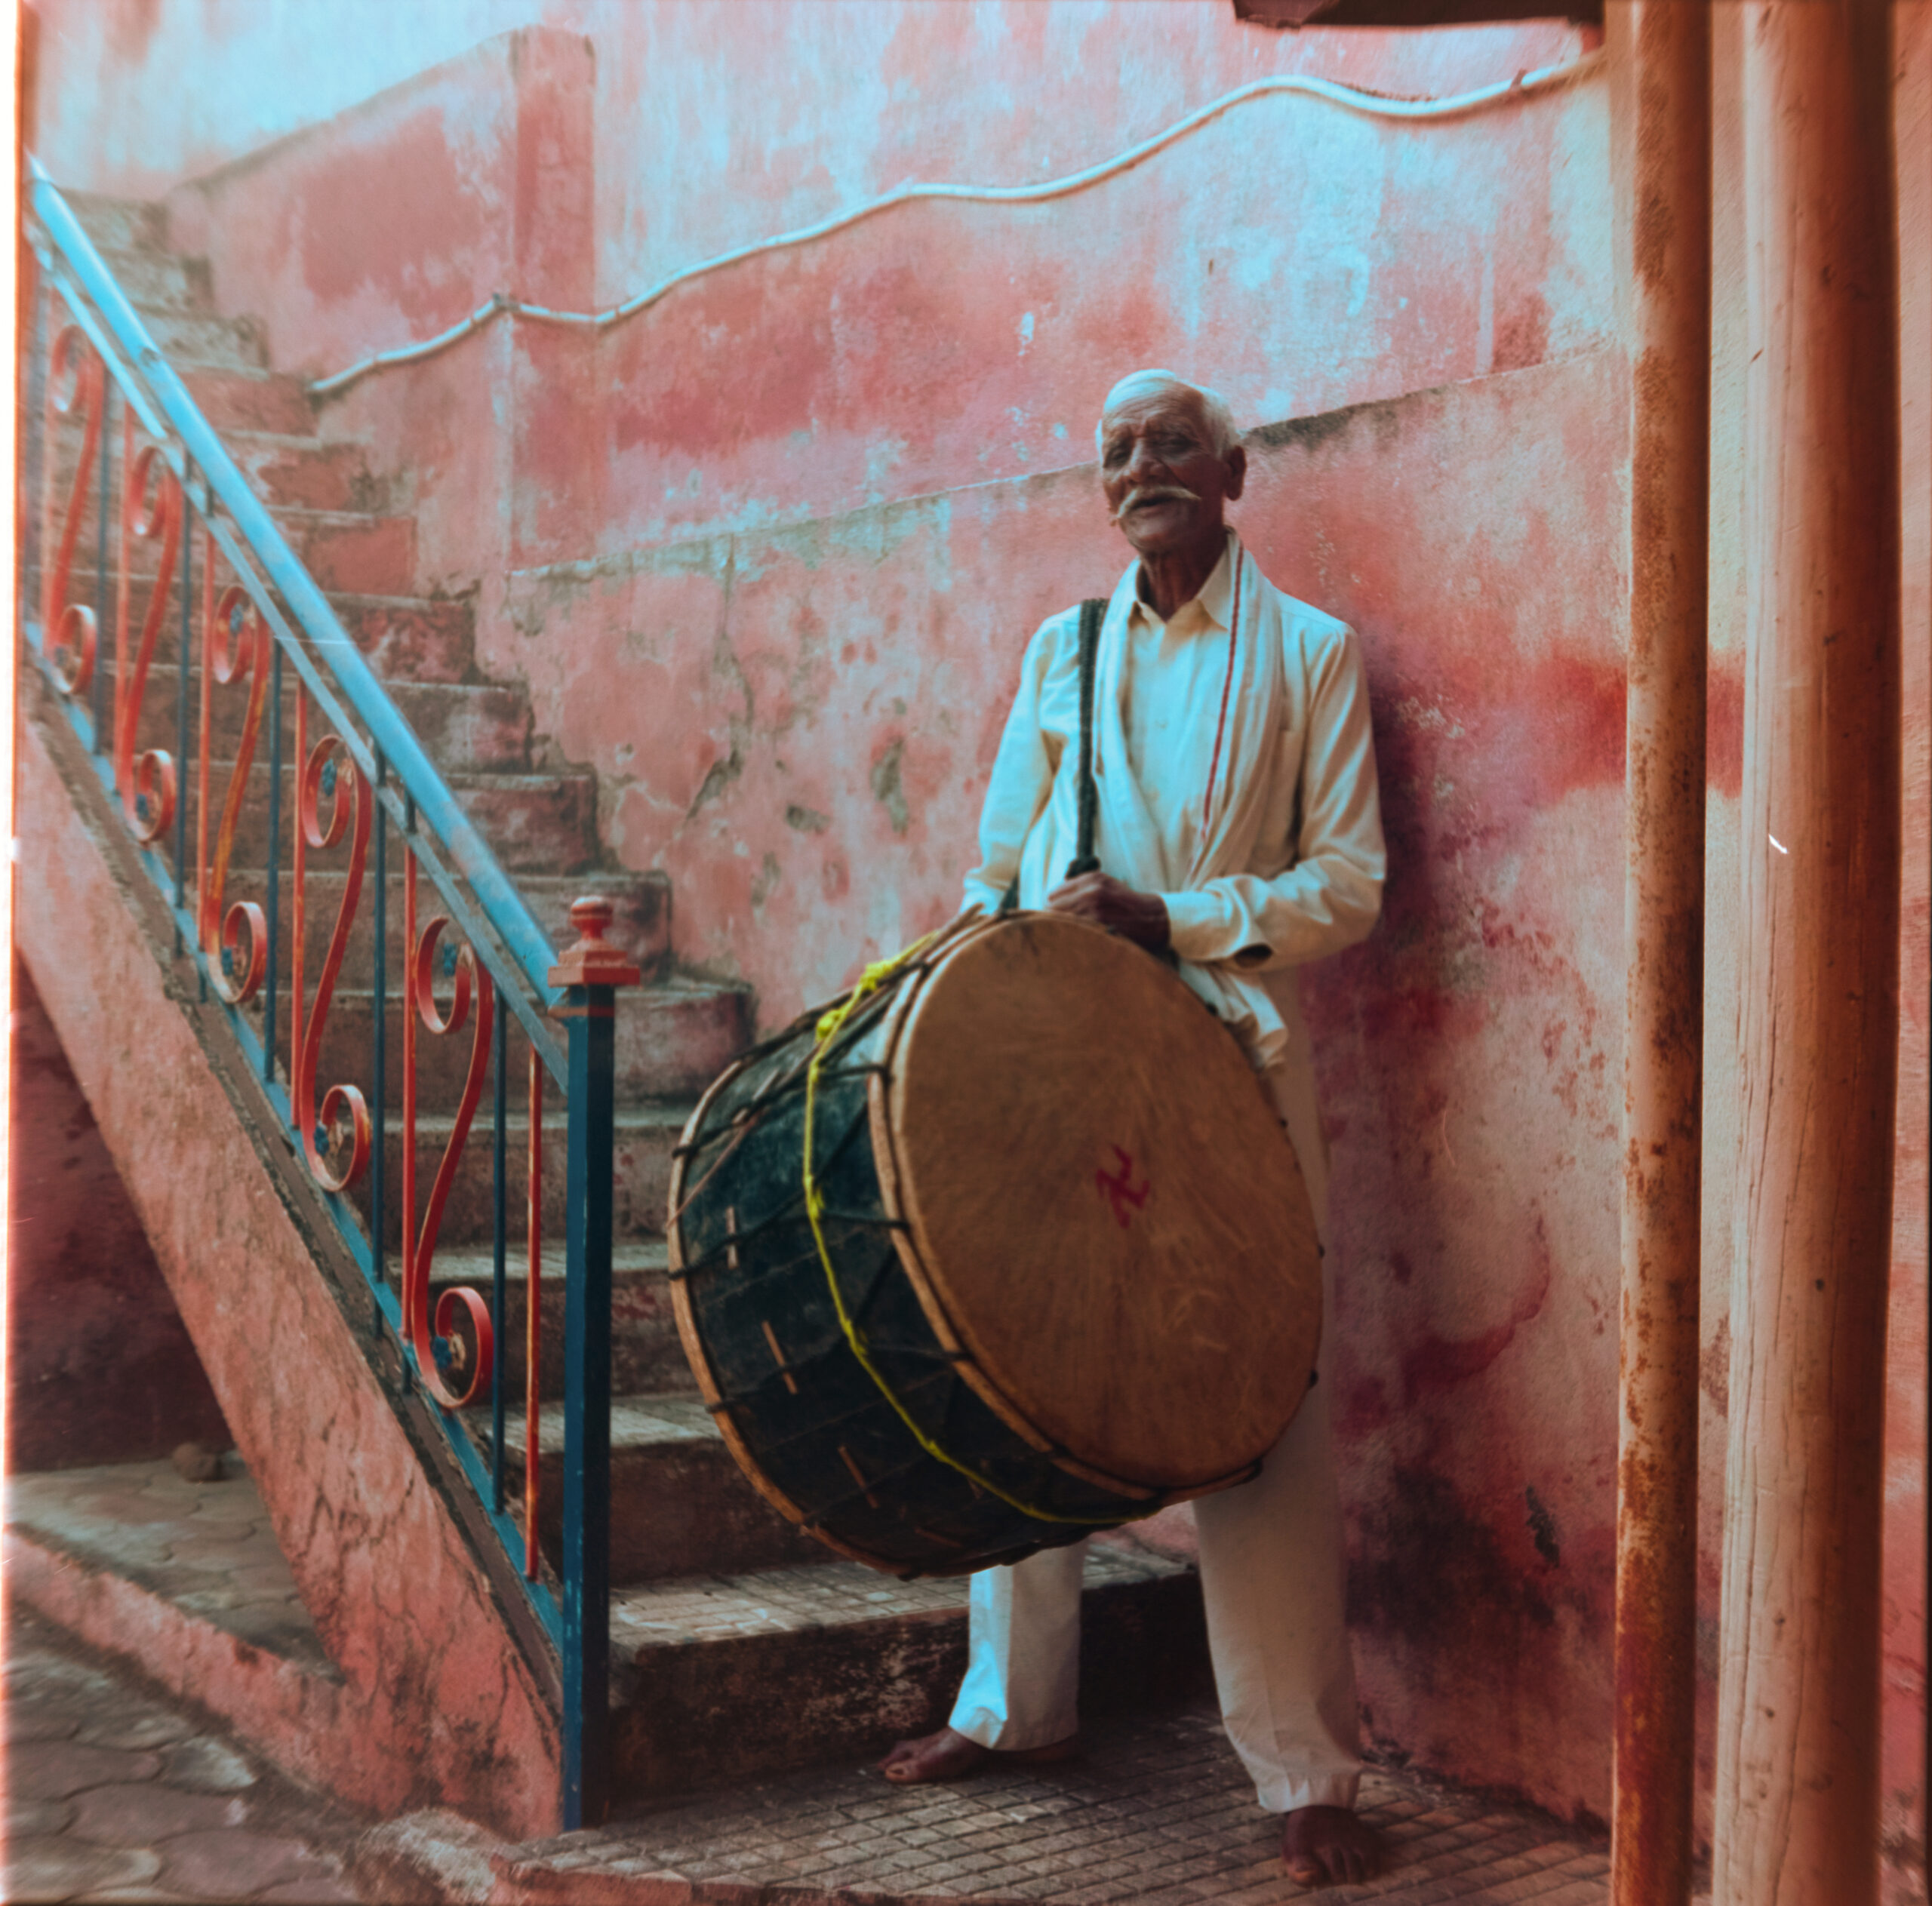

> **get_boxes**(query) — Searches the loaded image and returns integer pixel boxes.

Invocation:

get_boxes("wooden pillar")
[1715,5,1901,1903]
[1611,4,1710,1901]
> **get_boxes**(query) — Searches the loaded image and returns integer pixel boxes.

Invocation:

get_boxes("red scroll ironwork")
[401,850,497,1410]
[291,691,372,1193]
[40,323,103,696]
[197,577,271,1004]
[113,420,182,844]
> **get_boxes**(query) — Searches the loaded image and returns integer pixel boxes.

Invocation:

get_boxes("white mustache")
[1109,483,1201,524]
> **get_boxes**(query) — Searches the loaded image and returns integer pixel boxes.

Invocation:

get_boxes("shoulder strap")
[1063,597,1109,880]
[999,597,1109,912]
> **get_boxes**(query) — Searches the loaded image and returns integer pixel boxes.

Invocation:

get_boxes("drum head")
[880,913,1321,1492]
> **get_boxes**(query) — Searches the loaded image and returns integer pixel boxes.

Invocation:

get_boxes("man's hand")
[1046,871,1171,954]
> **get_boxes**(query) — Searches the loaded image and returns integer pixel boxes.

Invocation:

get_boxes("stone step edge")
[115,664,515,700]
[0,1520,383,1825]
[402,1104,697,1137]
[60,583,472,617]
[609,1548,1191,1657]
[56,500,411,533]
[304,979,740,1010]
[3,1511,340,1681]
[420,1242,672,1284]
[352,1806,1030,1906]
[194,763,595,792]
[470,1392,714,1462]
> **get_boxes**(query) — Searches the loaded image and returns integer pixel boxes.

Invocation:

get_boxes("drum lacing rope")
[802,930,1134,1529]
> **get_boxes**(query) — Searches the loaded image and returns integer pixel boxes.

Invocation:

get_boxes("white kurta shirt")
[964,532,1386,1090]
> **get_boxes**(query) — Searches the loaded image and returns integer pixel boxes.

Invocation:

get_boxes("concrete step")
[607,1548,1207,1798]
[89,245,212,313]
[117,668,531,772]
[342,1102,690,1251]
[192,759,600,873]
[44,576,475,684]
[210,868,671,984]
[45,428,381,517]
[420,1241,693,1401]
[142,307,267,370]
[226,434,387,514]
[96,505,415,597]
[331,594,476,683]
[274,510,416,598]
[484,1394,823,1585]
[281,977,746,1111]
[178,365,313,436]
[64,192,166,254]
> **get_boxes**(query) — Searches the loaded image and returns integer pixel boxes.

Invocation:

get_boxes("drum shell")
[668,978,1151,1578]
[666,913,1318,1579]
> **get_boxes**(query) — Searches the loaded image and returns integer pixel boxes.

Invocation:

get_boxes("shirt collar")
[1128,530,1238,636]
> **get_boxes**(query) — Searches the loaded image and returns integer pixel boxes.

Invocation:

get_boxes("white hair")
[1095,369,1241,460]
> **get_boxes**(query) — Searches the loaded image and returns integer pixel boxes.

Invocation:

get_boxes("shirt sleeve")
[1159,623,1385,970]
[961,614,1069,916]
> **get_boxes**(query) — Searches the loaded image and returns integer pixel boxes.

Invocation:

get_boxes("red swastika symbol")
[1096,1145,1151,1228]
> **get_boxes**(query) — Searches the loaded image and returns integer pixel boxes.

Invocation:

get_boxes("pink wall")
[26,0,1927,1871]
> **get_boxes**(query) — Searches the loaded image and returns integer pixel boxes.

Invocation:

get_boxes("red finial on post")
[549,895,642,989]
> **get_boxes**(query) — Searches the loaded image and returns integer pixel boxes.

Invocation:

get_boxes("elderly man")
[878,370,1386,1889]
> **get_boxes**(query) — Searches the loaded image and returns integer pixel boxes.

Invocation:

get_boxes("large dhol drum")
[666,911,1322,1578]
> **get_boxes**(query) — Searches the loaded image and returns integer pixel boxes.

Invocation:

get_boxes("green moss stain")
[870,739,909,836]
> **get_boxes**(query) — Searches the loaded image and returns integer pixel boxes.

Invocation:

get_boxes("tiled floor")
[8,1459,1614,1902]
[608,1542,1177,1649]
[2,1608,364,1904]
[491,1704,1611,1903]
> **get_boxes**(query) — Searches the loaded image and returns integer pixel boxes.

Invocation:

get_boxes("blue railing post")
[551,896,638,1831]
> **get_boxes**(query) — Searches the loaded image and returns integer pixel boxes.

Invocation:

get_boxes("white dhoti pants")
[947,1053,1363,1815]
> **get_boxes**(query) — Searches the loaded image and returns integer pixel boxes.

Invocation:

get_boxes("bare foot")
[1281,1806,1381,1887]
[878,1725,1079,1784]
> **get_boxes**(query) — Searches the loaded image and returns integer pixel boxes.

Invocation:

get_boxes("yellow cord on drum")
[801,927,1128,1529]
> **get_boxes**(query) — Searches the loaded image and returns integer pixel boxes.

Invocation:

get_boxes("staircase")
[14,184,1205,1831]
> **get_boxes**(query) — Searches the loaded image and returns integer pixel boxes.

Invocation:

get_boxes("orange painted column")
[1714,5,1901,1904]
[1611,5,1710,1902]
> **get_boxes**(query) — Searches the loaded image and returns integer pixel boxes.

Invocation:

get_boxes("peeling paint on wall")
[34,2,1927,1865]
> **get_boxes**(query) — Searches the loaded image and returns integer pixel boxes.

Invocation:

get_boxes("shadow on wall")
[8,958,232,1471]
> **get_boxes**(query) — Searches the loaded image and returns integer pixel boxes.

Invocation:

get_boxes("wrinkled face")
[1098,387,1245,560]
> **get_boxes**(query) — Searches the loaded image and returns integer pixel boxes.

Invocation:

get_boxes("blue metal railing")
[20,160,619,1828]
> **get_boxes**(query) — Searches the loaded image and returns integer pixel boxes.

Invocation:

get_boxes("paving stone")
[11,1738,165,1801]
[7,1796,78,1837]
[83,1886,210,1903]
[75,1708,200,1751]
[66,1778,250,1846]
[155,1825,341,1896]
[260,1874,361,1903]
[158,1735,260,1791]
[8,1612,371,1904]
[2,1837,165,1898]
[1521,1840,1584,1868]
[5,1702,85,1742]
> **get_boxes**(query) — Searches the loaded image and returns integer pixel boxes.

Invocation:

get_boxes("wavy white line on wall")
[309,49,1604,401]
